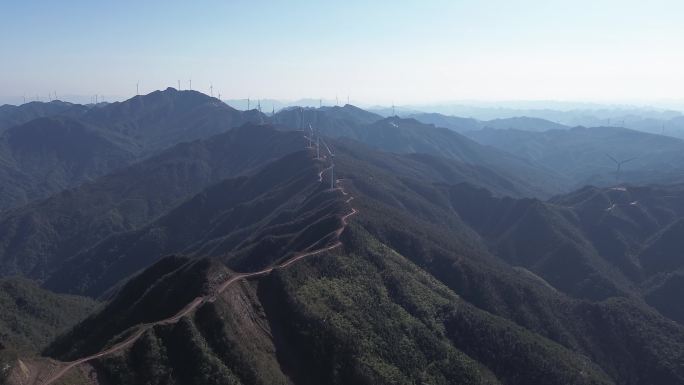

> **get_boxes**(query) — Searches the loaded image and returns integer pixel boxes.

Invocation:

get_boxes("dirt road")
[40,161,356,385]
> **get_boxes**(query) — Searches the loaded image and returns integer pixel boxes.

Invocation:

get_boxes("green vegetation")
[0,277,96,352]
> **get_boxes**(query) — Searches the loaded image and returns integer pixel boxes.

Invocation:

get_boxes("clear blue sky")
[1,0,683,105]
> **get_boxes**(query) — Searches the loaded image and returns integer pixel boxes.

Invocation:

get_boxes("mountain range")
[1,88,684,385]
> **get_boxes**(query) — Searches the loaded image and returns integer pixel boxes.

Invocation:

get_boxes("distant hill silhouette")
[466,126,684,188]
[276,107,569,196]
[0,89,266,211]
[408,112,568,133]
[0,100,87,132]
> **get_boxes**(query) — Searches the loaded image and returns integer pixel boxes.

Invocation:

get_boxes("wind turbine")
[300,107,304,130]
[606,154,637,184]
[136,82,139,96]
[210,83,214,97]
[178,80,181,90]
[316,129,321,160]
[307,124,313,148]
[322,140,336,189]
[189,79,192,90]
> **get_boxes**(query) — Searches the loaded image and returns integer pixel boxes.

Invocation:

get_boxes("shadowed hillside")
[0,277,96,352]
[44,151,345,297]
[0,124,304,282]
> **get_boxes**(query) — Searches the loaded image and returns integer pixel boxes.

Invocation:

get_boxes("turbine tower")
[328,145,335,189]
[321,139,335,189]
[136,82,139,96]
[316,130,320,160]
[300,107,304,130]
[189,79,192,90]
[210,83,214,97]
[331,158,335,189]
[606,154,637,184]
[178,80,181,90]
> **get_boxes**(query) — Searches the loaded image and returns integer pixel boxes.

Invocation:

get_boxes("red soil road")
[40,163,356,385]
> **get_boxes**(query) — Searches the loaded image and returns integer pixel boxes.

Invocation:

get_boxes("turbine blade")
[606,154,619,164]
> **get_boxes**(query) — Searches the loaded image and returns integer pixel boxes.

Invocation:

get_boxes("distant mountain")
[0,89,268,212]
[81,88,265,153]
[404,112,482,132]
[0,101,87,132]
[0,124,304,283]
[275,107,569,196]
[274,104,383,137]
[466,126,684,188]
[482,116,568,131]
[407,113,568,133]
[348,117,569,196]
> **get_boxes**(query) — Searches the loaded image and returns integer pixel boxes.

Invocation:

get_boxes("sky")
[2,0,684,106]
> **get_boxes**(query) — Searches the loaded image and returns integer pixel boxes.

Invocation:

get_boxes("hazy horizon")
[4,89,684,115]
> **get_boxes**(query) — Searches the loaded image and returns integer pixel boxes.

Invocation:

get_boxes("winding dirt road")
[39,156,356,385]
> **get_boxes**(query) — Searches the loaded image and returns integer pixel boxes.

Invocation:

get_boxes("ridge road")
[40,154,355,385]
